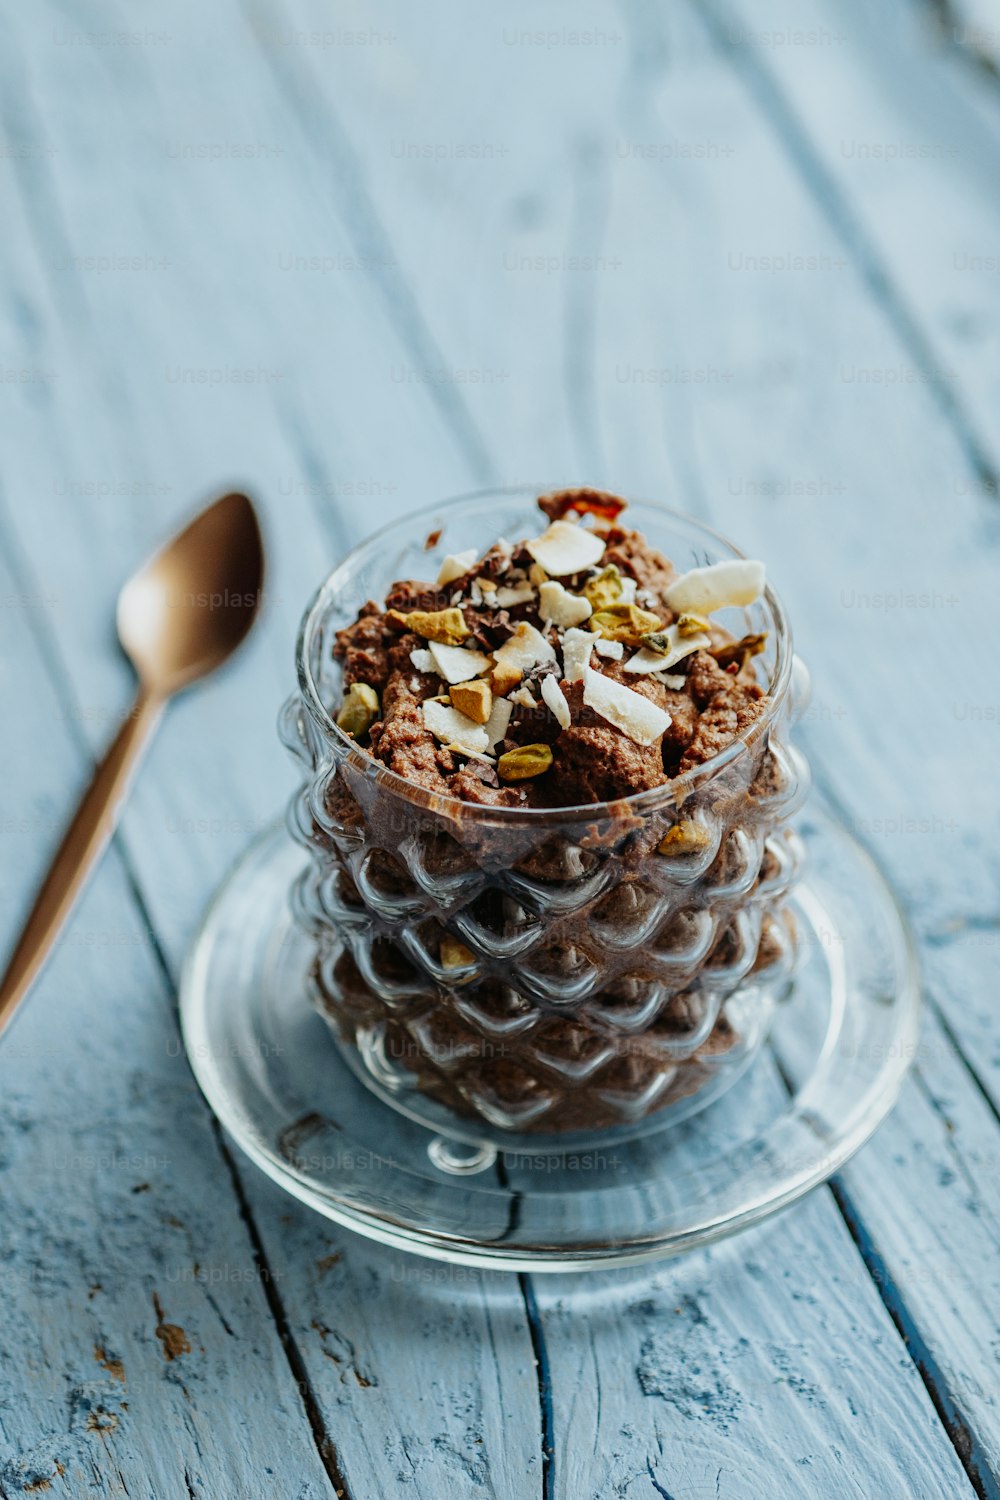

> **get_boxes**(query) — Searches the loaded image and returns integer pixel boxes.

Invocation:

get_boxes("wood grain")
[0,0,997,1495]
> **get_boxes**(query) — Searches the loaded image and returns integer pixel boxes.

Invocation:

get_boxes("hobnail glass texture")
[279,491,810,1137]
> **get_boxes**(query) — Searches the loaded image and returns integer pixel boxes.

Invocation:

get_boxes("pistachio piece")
[590,603,664,646]
[404,607,470,645]
[583,564,625,612]
[440,934,476,970]
[658,821,713,856]
[450,679,493,724]
[336,682,380,739]
[709,632,768,670]
[498,743,554,781]
[676,612,711,638]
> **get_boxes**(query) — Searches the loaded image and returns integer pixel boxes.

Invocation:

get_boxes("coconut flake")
[562,628,597,683]
[492,621,557,677]
[664,559,765,614]
[510,685,538,709]
[624,626,711,675]
[428,641,493,684]
[594,638,624,660]
[495,582,536,608]
[409,648,436,673]
[538,580,593,630]
[444,744,495,764]
[583,668,671,746]
[423,700,490,754]
[657,672,687,690]
[483,695,513,752]
[541,674,572,730]
[526,520,606,577]
[437,550,478,587]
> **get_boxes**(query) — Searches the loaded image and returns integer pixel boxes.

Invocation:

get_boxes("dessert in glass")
[279,488,809,1141]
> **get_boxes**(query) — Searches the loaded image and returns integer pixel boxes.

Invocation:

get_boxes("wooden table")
[1,2,998,1495]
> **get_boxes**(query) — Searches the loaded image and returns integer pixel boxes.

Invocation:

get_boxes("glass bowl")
[278,489,811,1146]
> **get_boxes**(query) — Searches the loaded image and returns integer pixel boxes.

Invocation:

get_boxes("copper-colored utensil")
[0,491,264,1037]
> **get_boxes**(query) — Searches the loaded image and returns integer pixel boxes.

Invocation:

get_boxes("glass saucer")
[179,801,919,1271]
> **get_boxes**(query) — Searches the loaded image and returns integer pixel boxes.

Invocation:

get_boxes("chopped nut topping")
[491,660,524,697]
[590,603,664,646]
[676,612,710,638]
[658,821,713,856]
[450,679,493,724]
[498,743,555,781]
[404,607,470,645]
[583,564,626,612]
[709,632,768,670]
[336,683,380,739]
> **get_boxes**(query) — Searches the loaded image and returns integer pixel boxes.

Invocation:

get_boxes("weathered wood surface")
[0,0,997,1495]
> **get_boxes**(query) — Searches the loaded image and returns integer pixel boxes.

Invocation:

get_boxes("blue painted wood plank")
[0,4,538,1497]
[0,549,335,1499]
[248,0,1000,1491]
[0,0,997,1494]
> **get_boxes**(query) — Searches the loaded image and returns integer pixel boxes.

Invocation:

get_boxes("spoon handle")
[0,687,163,1036]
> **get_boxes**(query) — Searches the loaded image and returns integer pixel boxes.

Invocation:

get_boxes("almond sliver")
[583,668,672,746]
[526,520,606,577]
[664,560,765,614]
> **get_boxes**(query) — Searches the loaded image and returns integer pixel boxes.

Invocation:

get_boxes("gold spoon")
[0,491,264,1037]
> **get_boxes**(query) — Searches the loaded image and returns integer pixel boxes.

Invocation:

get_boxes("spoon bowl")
[117,491,264,695]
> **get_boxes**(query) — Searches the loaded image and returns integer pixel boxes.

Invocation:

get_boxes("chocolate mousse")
[333,489,769,808]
